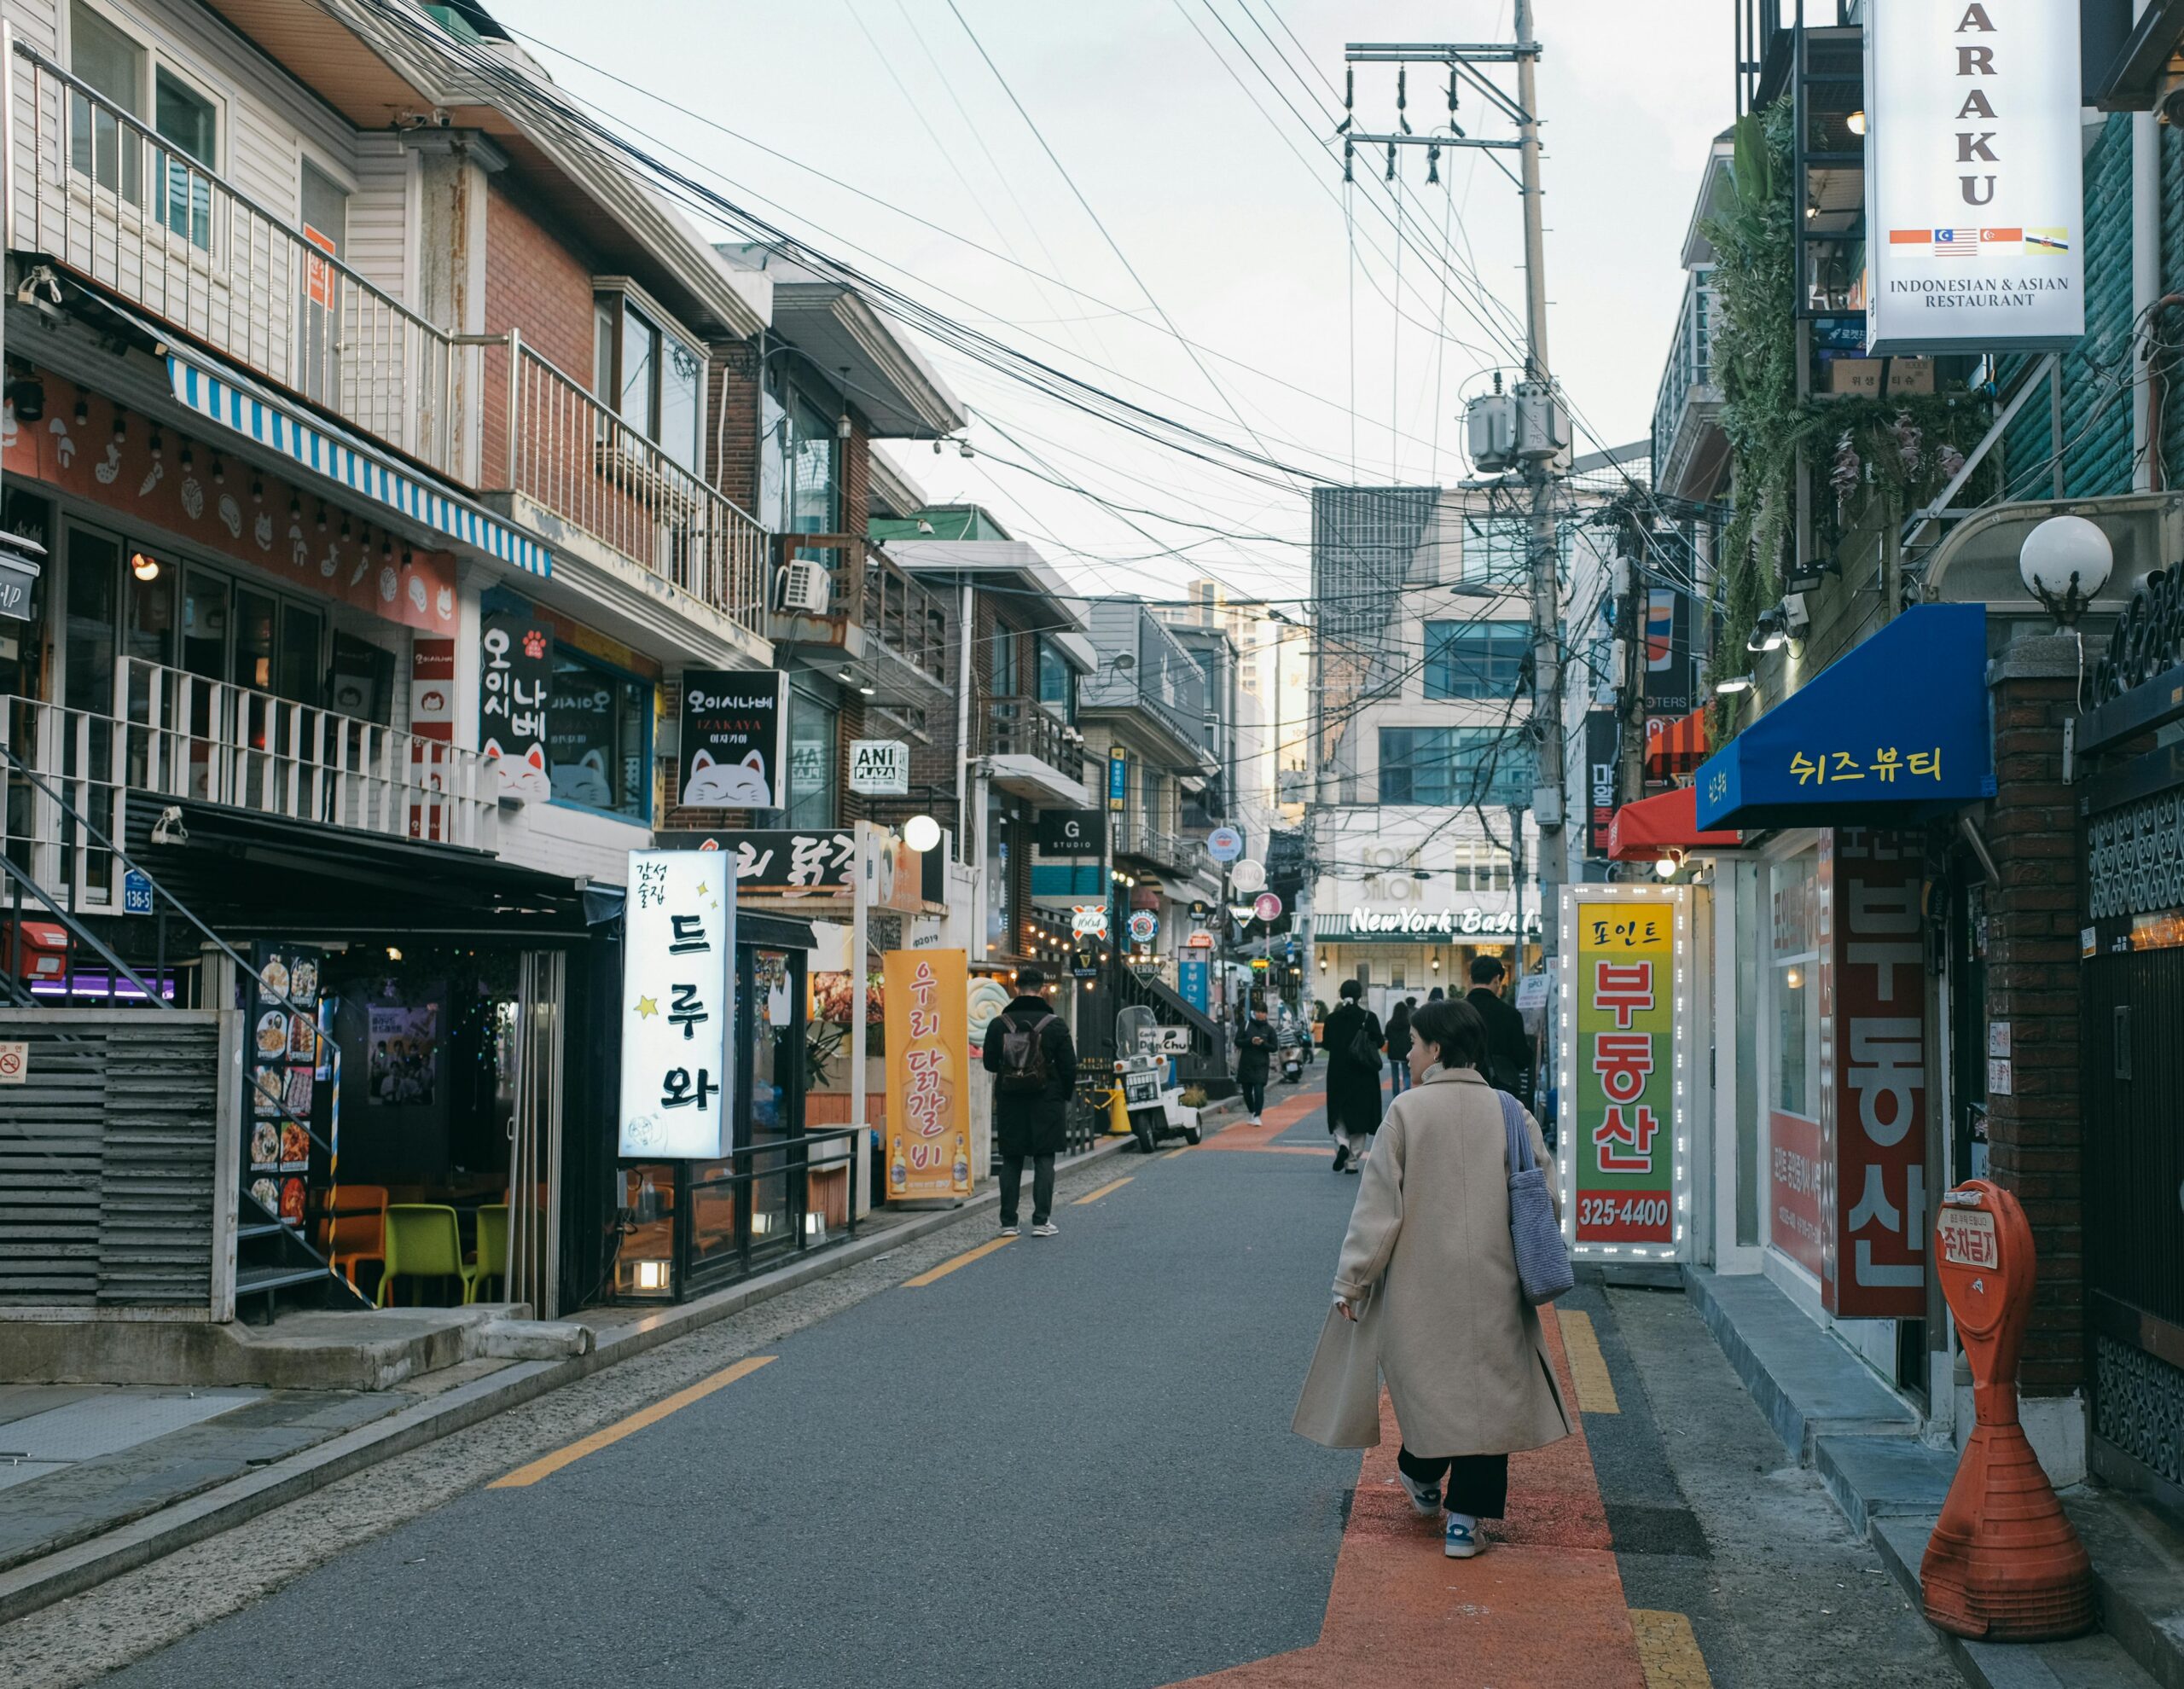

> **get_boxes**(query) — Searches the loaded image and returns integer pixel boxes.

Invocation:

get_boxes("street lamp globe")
[903,814,943,853]
[2018,514,2112,628]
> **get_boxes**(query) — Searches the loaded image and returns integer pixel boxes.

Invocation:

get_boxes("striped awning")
[165,355,550,578]
[1645,706,1710,780]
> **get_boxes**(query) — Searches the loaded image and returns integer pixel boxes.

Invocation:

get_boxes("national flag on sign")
[1889,229,1932,246]
[1978,227,2024,255]
[1933,228,1980,257]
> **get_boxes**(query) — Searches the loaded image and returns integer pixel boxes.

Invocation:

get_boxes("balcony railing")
[498,335,768,638]
[1651,272,1723,498]
[0,659,491,911]
[862,544,950,688]
[977,696,1085,782]
[1114,815,1196,875]
[9,40,467,477]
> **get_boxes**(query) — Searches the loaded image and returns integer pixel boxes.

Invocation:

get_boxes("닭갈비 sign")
[619,851,736,1158]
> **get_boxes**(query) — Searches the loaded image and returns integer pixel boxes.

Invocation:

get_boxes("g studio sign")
[1864,1,2083,355]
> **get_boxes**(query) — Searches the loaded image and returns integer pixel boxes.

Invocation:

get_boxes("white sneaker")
[1443,1514,1484,1558]
[1395,1470,1440,1517]
[1031,1222,1059,1237]
[999,1224,1021,1238]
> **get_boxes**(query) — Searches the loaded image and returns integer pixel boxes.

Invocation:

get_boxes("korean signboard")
[884,949,971,1201]
[1583,710,1618,858]
[619,851,735,1158]
[1823,830,1927,1318]
[1864,1,2084,353]
[677,670,789,810]
[479,614,551,804]
[1641,587,1695,718]
[1035,809,1107,856]
[1107,747,1129,812]
[1562,887,1686,1259]
[658,828,930,914]
[847,738,909,796]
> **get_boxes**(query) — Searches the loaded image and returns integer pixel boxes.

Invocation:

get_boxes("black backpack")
[996,1011,1056,1095]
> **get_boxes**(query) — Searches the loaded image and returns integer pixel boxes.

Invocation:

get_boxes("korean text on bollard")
[1919,1180,2094,1641]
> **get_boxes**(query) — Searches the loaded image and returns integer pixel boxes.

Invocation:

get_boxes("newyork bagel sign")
[1346,906,1543,937]
[1863,0,2083,354]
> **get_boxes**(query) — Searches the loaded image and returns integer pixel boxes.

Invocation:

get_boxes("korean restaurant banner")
[619,852,735,1158]
[656,828,931,913]
[884,949,972,1202]
[1561,887,1687,1260]
[1864,0,2084,353]
[677,670,788,810]
[1822,830,1928,1319]
[2,372,456,632]
[479,614,552,804]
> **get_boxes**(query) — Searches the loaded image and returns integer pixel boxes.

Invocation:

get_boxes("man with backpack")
[982,968,1077,1237]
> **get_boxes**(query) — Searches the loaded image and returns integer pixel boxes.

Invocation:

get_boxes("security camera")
[150,805,188,846]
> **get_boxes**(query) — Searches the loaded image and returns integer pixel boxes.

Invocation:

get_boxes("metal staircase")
[1112,966,1234,1095]
[0,742,366,1318]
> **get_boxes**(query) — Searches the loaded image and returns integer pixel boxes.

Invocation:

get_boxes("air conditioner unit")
[776,558,831,616]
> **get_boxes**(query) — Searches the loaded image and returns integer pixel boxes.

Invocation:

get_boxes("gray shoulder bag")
[1498,1090,1574,1305]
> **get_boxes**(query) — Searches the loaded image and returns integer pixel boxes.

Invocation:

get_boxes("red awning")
[1607,784,1744,862]
[1645,706,1711,780]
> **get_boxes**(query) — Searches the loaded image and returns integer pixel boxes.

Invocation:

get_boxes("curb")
[0,1135,1130,1628]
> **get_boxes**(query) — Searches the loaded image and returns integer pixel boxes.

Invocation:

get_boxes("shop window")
[63,528,118,717]
[1378,726,1531,807]
[545,647,650,821]
[1036,638,1073,720]
[985,792,1014,953]
[785,682,837,829]
[0,492,52,701]
[787,393,837,536]
[1453,841,1513,891]
[989,625,1019,696]
[68,3,144,203]
[298,162,349,407]
[1771,855,1820,1117]
[153,69,215,247]
[328,631,393,724]
[1423,620,1527,700]
[179,569,228,683]
[593,286,704,473]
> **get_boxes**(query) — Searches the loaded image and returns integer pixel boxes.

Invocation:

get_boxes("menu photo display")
[242,943,329,1230]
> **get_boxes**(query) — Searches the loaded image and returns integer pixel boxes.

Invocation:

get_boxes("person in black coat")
[1318,978,1384,1173]
[1234,999,1276,1123]
[980,970,1077,1235]
[1385,998,1415,1098]
[1466,955,1535,1105]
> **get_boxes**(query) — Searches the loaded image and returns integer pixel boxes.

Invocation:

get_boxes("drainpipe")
[2135,104,2159,491]
[956,578,974,868]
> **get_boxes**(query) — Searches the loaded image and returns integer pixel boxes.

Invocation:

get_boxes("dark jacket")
[1467,985,1534,1100]
[1385,1008,1413,1062]
[982,996,1077,1158]
[1319,1000,1385,1136]
[1235,1015,1276,1082]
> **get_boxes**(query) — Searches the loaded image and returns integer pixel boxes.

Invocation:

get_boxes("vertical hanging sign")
[619,851,735,1158]
[883,949,971,1201]
[479,614,551,804]
[1863,0,2085,353]
[1560,886,1687,1259]
[678,670,789,810]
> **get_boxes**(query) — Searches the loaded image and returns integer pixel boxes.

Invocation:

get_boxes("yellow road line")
[1164,1146,1193,1159]
[902,1235,1014,1287]
[1630,1610,1711,1688]
[490,1355,775,1489]
[1072,1176,1135,1205]
[1560,1309,1621,1414]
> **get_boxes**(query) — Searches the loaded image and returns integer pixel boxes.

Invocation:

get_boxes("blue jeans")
[1389,1060,1409,1095]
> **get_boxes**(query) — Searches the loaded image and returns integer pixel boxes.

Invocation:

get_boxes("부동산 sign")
[1863,0,2084,354]
[619,852,735,1158]
[678,670,789,810]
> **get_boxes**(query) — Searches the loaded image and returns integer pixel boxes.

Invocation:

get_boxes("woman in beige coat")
[1292,995,1571,1558]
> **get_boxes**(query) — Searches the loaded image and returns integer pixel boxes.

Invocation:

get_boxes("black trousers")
[1395,1447,1509,1519]
[999,1152,1055,1226]
[1240,1077,1266,1116]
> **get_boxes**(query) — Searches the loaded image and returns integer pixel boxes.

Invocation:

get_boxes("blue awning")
[164,355,550,579]
[1693,604,1995,833]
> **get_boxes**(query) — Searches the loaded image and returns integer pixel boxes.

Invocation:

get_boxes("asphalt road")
[41,1068,1955,1689]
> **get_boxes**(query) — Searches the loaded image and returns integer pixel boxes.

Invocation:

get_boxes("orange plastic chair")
[323,1184,389,1292]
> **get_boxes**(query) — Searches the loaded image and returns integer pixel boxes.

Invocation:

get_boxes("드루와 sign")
[1863,0,2084,354]
[479,615,551,804]
[884,949,971,1201]
[847,739,909,796]
[1569,893,1680,1253]
[619,851,735,1159]
[677,670,789,811]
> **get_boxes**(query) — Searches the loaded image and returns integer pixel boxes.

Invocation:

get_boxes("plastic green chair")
[468,1204,509,1303]
[376,1204,474,1307]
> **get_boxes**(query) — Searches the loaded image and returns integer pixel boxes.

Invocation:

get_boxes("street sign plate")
[0,556,36,624]
[0,1042,26,1083]
[1252,891,1283,922]
[1206,826,1244,863]
[1229,860,1267,893]
[122,868,154,915]
[1938,1207,1998,1270]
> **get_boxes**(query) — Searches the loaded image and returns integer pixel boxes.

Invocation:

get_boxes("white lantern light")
[903,814,943,853]
[2018,514,2112,628]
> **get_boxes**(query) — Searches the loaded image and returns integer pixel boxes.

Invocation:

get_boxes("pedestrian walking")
[1385,998,1415,1097]
[1318,979,1384,1174]
[1235,999,1275,1123]
[1292,996,1571,1559]
[981,968,1077,1238]
[1466,956,1535,1105]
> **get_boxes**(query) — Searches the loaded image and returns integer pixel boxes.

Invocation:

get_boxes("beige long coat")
[1292,1065,1572,1457]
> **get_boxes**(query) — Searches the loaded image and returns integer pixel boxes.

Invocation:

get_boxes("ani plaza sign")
[1863,1,2083,355]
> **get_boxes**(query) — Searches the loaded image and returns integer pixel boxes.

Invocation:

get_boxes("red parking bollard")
[1920,1180,2094,1641]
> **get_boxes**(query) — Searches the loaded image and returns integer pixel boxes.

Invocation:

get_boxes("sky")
[500,0,1733,604]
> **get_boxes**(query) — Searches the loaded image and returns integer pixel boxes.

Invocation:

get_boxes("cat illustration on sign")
[484,739,551,804]
[550,748,613,810]
[682,748,770,807]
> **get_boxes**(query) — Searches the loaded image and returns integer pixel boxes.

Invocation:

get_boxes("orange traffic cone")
[1920,1181,2094,1641]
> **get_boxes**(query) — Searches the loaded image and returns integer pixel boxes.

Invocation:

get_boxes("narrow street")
[15,1074,1949,1689]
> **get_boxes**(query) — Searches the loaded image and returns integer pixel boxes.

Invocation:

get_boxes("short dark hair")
[1471,955,1507,984]
[1409,996,1486,1070]
[1016,966,1046,991]
[1339,978,1362,1001]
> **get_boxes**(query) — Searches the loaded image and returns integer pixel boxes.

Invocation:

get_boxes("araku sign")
[1863,0,2084,353]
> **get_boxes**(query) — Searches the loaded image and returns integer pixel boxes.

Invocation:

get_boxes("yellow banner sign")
[884,949,971,1200]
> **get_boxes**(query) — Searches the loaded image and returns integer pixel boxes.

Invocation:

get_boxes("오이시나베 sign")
[619,851,735,1158]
